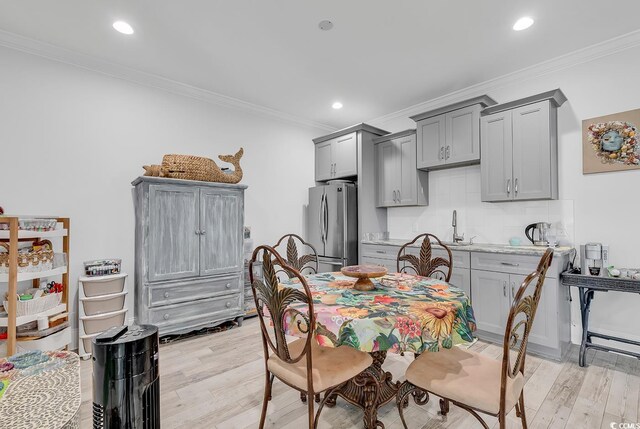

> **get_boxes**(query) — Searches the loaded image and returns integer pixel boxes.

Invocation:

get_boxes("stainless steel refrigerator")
[307,182,358,273]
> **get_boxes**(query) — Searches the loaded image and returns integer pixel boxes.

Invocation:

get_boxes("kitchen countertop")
[361,238,574,256]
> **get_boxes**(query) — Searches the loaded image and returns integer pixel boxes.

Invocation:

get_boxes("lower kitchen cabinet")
[470,251,570,360]
[470,270,510,335]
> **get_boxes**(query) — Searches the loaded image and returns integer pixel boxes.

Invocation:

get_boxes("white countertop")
[361,238,573,256]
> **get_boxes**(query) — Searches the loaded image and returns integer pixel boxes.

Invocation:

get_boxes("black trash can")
[92,324,160,429]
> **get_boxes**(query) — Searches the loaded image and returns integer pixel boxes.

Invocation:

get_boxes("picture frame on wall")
[582,108,640,174]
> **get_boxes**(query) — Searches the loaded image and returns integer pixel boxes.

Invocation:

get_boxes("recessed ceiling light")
[113,20,134,35]
[513,16,534,31]
[319,20,334,31]
[332,102,343,110]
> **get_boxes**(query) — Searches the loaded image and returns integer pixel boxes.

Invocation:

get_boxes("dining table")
[280,270,477,429]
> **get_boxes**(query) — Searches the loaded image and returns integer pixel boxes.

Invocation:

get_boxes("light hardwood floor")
[79,318,640,429]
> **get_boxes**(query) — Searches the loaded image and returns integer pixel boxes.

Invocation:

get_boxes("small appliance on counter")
[92,324,159,429]
[525,222,551,246]
[580,243,609,276]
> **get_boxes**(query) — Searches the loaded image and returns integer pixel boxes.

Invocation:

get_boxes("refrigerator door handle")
[323,192,329,244]
[319,192,326,243]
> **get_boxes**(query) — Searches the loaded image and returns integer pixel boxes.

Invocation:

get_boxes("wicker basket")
[0,240,54,274]
[4,292,62,317]
[161,154,217,181]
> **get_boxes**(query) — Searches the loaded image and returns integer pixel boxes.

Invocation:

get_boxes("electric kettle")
[525,222,551,246]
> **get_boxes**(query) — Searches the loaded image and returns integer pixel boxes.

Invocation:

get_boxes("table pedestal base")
[325,351,400,429]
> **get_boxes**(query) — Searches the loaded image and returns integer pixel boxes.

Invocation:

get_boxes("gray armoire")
[132,176,246,335]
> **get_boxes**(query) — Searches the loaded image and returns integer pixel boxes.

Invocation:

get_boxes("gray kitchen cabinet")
[480,110,513,202]
[480,89,566,202]
[411,95,497,170]
[315,140,333,181]
[314,132,357,181]
[374,130,428,207]
[450,268,471,301]
[416,114,445,169]
[133,176,247,336]
[470,270,510,336]
[445,105,482,165]
[470,250,570,360]
[148,184,200,282]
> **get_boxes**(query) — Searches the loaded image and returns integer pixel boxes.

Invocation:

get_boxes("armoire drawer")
[149,294,242,327]
[148,275,242,307]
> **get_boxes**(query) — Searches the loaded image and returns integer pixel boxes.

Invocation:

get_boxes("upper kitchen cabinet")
[313,124,388,181]
[410,95,497,170]
[373,130,428,207]
[480,89,567,202]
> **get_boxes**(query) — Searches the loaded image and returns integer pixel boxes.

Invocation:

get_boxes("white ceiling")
[1,1,639,129]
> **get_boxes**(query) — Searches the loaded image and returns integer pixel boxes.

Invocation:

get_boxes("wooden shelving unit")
[0,216,70,356]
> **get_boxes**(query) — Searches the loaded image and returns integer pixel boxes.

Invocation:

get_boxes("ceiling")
[1,1,639,129]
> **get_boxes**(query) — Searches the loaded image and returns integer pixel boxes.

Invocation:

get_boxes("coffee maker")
[580,243,609,276]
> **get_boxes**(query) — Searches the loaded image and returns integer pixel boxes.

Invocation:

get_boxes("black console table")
[561,270,640,367]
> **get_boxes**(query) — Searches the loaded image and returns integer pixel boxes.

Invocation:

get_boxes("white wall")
[369,44,640,348]
[0,46,325,341]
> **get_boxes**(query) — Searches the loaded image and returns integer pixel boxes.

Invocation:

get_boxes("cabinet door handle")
[446,146,450,160]
[511,282,516,298]
[195,230,200,235]
[375,250,386,254]
[397,190,401,202]
[506,179,511,196]
[225,283,232,289]
[163,292,170,298]
[440,147,444,160]
[226,302,232,308]
[200,230,206,235]
[514,178,519,197]
[163,313,170,320]
[503,281,507,297]
[392,190,397,202]
[501,262,520,267]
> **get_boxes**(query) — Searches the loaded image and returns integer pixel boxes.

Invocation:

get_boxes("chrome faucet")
[452,210,464,243]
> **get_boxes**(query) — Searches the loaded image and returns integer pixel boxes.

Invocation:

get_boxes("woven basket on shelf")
[3,292,62,317]
[161,154,217,181]
[0,240,54,274]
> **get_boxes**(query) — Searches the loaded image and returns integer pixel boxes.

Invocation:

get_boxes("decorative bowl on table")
[340,265,388,291]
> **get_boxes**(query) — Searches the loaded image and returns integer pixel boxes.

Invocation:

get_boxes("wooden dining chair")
[396,234,453,282]
[249,245,373,429]
[272,233,319,279]
[396,248,554,429]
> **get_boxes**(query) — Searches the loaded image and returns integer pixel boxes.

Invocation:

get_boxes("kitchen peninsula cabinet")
[373,130,428,207]
[480,89,566,202]
[410,95,497,170]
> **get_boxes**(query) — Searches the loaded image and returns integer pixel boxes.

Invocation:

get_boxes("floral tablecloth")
[282,272,477,354]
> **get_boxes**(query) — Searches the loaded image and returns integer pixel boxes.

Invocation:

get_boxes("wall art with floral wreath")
[582,108,640,174]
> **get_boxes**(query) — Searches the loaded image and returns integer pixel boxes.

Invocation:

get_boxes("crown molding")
[369,29,640,126]
[0,29,336,132]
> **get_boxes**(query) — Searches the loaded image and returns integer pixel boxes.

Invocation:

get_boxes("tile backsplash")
[386,165,575,246]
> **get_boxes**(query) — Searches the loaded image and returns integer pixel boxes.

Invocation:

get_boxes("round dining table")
[280,271,477,429]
